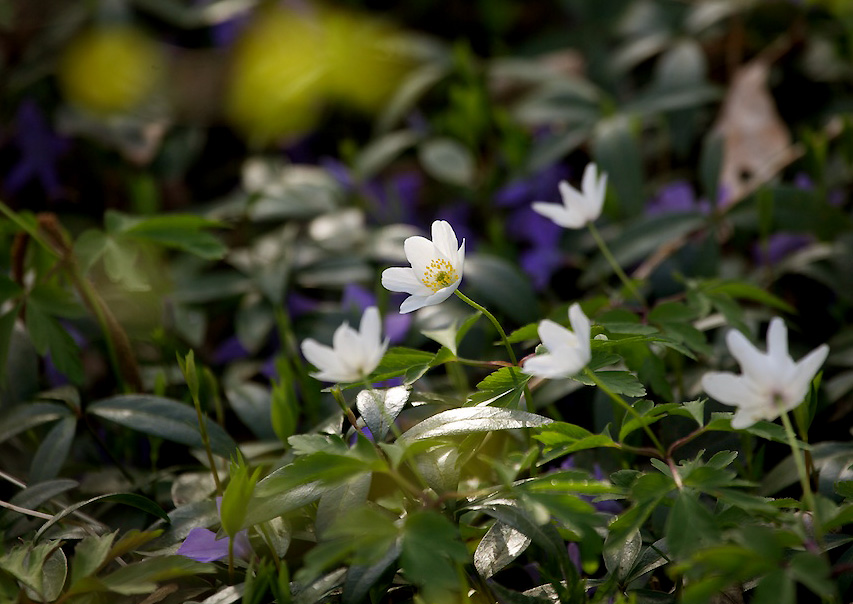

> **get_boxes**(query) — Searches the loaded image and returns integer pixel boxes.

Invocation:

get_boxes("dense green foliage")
[2,0,853,602]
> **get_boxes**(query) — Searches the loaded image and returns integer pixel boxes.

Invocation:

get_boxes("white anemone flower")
[532,163,607,229]
[300,306,389,383]
[381,220,465,314]
[701,318,829,429]
[522,303,592,379]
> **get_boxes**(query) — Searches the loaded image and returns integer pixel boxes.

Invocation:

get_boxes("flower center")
[421,258,458,292]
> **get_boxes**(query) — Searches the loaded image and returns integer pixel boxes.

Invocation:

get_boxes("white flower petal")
[532,201,587,229]
[360,306,382,346]
[787,343,829,402]
[537,319,577,353]
[381,267,431,296]
[522,354,568,379]
[765,318,790,366]
[568,303,591,353]
[403,236,436,278]
[731,408,763,429]
[456,239,465,275]
[399,294,432,314]
[589,171,607,220]
[725,329,773,386]
[701,371,755,406]
[301,339,350,382]
[431,220,459,261]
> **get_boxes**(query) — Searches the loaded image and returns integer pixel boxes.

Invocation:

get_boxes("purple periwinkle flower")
[4,100,69,199]
[645,180,710,216]
[177,526,252,562]
[753,232,813,266]
[177,497,253,562]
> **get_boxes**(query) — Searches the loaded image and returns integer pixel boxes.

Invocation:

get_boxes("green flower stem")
[454,290,537,415]
[332,386,361,432]
[454,290,517,365]
[190,395,223,496]
[587,222,646,307]
[583,368,665,456]
[779,410,819,530]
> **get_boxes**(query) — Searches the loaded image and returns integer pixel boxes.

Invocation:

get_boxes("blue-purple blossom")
[177,497,253,563]
[753,233,813,266]
[177,526,252,562]
[4,100,69,199]
[645,180,710,216]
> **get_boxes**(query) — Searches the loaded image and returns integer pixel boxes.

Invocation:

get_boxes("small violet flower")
[531,163,607,229]
[300,306,389,383]
[381,220,465,314]
[701,318,829,429]
[522,303,591,379]
[177,498,252,563]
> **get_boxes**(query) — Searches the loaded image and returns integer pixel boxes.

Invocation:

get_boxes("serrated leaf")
[398,407,552,442]
[87,395,238,458]
[701,279,795,314]
[603,528,641,581]
[356,385,409,440]
[475,521,532,578]
[362,347,435,386]
[71,532,117,585]
[575,370,646,397]
[316,474,372,539]
[534,423,618,462]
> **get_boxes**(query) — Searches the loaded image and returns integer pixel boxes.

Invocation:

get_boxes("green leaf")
[270,372,299,444]
[603,528,641,582]
[700,279,795,314]
[35,493,169,541]
[468,367,531,408]
[665,490,717,559]
[87,394,238,458]
[24,304,83,384]
[474,522,532,579]
[464,254,540,324]
[1,479,78,527]
[315,474,372,539]
[363,347,436,385]
[398,407,552,442]
[0,306,19,387]
[506,323,539,344]
[788,552,835,598]
[227,382,277,441]
[592,114,644,217]
[0,275,22,306]
[418,137,476,186]
[534,422,618,462]
[648,301,698,324]
[342,541,401,604]
[400,510,469,600]
[0,402,71,444]
[29,416,76,483]
[575,370,646,397]
[28,284,84,318]
[70,532,117,585]
[99,556,215,595]
[353,129,421,180]
[421,311,481,356]
[751,568,794,604]
[356,385,410,441]
[221,457,261,536]
[109,211,227,260]
[618,401,680,441]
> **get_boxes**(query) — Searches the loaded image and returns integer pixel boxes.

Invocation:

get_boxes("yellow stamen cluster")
[421,258,458,292]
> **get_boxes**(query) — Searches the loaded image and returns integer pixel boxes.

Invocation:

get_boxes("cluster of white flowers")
[298,164,829,431]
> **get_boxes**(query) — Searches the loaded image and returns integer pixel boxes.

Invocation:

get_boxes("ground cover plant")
[2,0,853,602]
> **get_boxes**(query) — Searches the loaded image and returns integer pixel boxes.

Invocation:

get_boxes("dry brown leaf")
[714,58,797,204]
